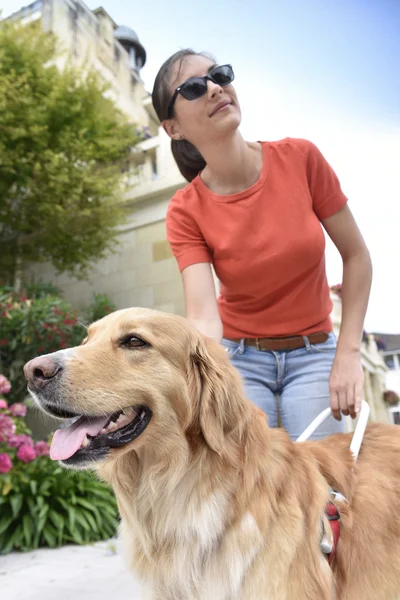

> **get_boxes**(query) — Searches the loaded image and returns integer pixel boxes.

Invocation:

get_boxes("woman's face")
[163,54,241,147]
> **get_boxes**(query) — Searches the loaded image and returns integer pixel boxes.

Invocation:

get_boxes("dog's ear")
[190,336,246,454]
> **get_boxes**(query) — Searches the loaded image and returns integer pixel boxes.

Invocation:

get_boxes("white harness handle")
[296,400,370,461]
[296,401,371,560]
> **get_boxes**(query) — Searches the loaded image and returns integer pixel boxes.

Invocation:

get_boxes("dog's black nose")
[24,356,62,390]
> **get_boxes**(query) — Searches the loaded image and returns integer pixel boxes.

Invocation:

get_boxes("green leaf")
[22,514,33,547]
[42,525,57,548]
[0,514,14,536]
[70,528,83,545]
[10,494,23,519]
[38,502,49,520]
[48,510,63,531]
[39,479,52,495]
[57,497,70,512]
[81,509,98,533]
[94,500,118,516]
[94,507,118,532]
[30,480,37,495]
[1,525,23,554]
[86,487,115,501]
[73,509,90,532]
[2,482,12,496]
[68,506,76,531]
[33,505,49,548]
[75,497,100,512]
[27,496,38,517]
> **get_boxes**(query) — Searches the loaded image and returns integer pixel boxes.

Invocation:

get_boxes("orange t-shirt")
[166,138,348,339]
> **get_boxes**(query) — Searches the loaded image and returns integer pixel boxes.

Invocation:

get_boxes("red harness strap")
[325,501,341,565]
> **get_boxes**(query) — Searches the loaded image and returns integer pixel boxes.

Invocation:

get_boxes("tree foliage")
[0,19,141,283]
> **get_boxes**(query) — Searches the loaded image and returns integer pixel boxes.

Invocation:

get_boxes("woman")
[152,49,372,440]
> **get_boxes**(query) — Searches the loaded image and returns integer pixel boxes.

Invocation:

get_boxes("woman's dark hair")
[152,49,211,182]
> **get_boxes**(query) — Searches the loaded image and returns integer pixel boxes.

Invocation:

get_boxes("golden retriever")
[24,307,400,600]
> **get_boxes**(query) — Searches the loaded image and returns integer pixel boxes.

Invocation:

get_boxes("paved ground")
[0,540,143,600]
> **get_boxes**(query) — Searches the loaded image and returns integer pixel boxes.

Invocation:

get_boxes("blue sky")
[2,0,400,332]
[99,0,400,127]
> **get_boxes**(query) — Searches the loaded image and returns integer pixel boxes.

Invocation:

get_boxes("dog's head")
[24,308,248,470]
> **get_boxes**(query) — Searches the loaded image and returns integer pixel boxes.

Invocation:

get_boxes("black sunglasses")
[167,64,234,118]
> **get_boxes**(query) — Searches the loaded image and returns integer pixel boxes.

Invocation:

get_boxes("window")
[389,407,400,425]
[384,353,400,370]
[151,155,158,180]
[385,355,395,369]
[129,48,137,70]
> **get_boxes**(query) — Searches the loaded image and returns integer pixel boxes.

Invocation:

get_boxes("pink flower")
[17,444,36,463]
[0,414,16,441]
[17,434,34,448]
[0,399,8,410]
[9,403,27,418]
[7,434,35,448]
[0,375,11,395]
[35,441,50,456]
[7,434,23,448]
[0,453,13,474]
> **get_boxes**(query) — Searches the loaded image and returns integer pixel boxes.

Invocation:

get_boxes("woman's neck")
[198,132,264,195]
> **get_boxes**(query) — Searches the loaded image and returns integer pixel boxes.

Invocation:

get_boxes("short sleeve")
[166,196,212,272]
[298,140,348,220]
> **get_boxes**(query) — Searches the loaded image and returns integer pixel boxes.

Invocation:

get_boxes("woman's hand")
[329,350,364,420]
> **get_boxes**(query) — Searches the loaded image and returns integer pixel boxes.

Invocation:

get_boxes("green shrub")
[0,464,119,554]
[0,286,115,405]
[81,292,116,325]
[26,281,62,299]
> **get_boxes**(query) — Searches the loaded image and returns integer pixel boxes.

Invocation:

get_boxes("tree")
[0,19,142,289]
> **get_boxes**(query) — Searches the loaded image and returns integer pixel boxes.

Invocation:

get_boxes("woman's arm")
[182,263,223,343]
[322,204,372,420]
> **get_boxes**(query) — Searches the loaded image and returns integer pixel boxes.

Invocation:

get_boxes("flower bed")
[0,285,115,405]
[0,379,119,554]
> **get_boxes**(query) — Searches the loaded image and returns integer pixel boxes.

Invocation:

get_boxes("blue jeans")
[221,332,344,441]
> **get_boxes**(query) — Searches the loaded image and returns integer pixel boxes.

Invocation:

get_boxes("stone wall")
[26,204,185,317]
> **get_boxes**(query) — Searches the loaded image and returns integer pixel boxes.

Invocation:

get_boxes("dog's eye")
[120,336,148,349]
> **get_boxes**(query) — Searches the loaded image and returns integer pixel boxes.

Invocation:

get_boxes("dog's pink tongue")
[50,415,110,461]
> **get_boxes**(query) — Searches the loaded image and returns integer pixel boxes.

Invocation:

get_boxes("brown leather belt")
[225,332,329,352]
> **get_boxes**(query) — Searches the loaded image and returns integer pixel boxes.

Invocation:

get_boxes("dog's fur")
[27,308,400,599]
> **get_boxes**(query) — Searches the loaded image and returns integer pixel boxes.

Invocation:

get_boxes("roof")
[92,6,118,29]
[114,25,146,67]
[114,25,140,44]
[373,333,400,352]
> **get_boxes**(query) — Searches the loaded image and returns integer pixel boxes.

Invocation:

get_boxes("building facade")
[372,334,400,424]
